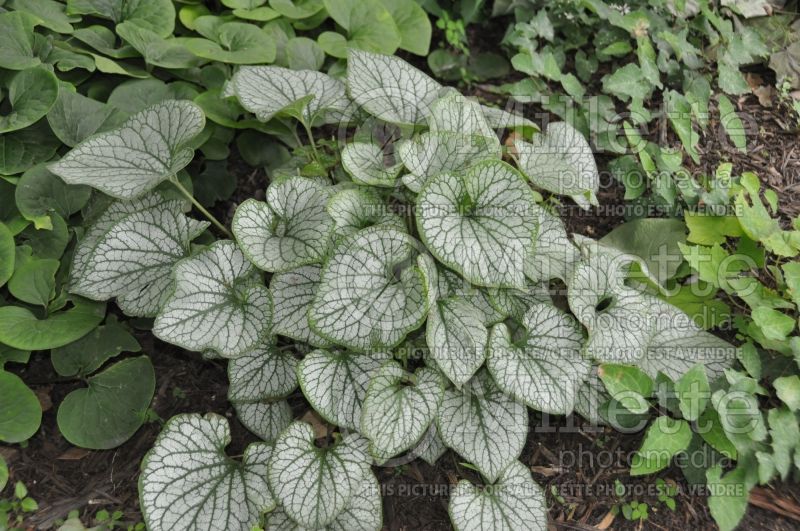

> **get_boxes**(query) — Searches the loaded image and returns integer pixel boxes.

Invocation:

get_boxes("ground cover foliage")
[1,1,800,530]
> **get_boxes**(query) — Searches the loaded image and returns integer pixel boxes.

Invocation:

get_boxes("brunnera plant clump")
[50,50,737,531]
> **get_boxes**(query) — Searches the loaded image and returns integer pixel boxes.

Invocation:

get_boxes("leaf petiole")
[169,175,233,239]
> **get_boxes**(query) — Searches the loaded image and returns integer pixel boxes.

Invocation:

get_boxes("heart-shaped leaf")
[297,349,390,430]
[227,341,298,402]
[180,21,277,64]
[413,424,447,465]
[49,100,205,199]
[309,226,428,351]
[233,399,292,442]
[227,66,349,124]
[524,209,579,283]
[449,461,547,531]
[269,421,371,529]
[0,120,61,175]
[514,121,599,209]
[416,160,540,289]
[0,298,105,350]
[0,11,40,70]
[437,370,527,483]
[486,281,551,322]
[57,355,154,449]
[341,142,402,187]
[488,303,589,414]
[426,294,488,387]
[153,240,272,358]
[46,88,128,147]
[0,66,59,134]
[233,177,334,273]
[0,370,40,443]
[347,49,441,125]
[139,413,274,531]
[360,362,445,459]
[51,317,141,377]
[15,164,92,224]
[70,193,209,317]
[327,188,406,240]
[270,265,332,347]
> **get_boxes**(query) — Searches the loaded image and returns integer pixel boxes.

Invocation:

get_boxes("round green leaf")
[0,66,59,134]
[0,298,106,350]
[0,120,60,175]
[51,317,141,377]
[46,88,128,147]
[15,164,91,223]
[180,22,277,64]
[0,370,41,443]
[0,11,40,70]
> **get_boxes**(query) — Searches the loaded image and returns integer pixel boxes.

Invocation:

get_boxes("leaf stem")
[300,119,320,162]
[169,175,233,239]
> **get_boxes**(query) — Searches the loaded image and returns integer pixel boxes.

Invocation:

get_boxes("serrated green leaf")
[309,226,428,351]
[488,303,589,414]
[0,370,41,443]
[437,370,526,483]
[49,100,205,199]
[269,421,371,529]
[228,341,298,402]
[139,413,274,531]
[70,193,209,317]
[361,362,445,459]
[153,240,272,358]
[233,177,333,273]
[515,121,599,208]
[417,160,540,289]
[449,460,547,531]
[298,349,390,430]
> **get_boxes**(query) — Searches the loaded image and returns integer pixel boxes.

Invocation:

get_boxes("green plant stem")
[169,175,233,239]
[300,119,320,162]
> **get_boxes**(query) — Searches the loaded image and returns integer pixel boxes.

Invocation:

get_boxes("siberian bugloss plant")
[50,50,737,531]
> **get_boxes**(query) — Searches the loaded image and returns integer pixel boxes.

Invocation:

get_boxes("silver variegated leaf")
[269,422,371,529]
[327,188,406,239]
[139,413,274,531]
[70,193,208,317]
[416,160,540,289]
[271,265,332,347]
[233,399,292,442]
[233,176,334,273]
[437,370,527,482]
[360,362,445,459]
[153,240,272,358]
[341,142,402,187]
[488,303,589,414]
[412,424,448,465]
[426,296,488,387]
[449,461,547,531]
[487,281,552,322]
[309,226,428,351]
[297,349,390,431]
[49,100,205,199]
[227,341,298,401]
[524,208,579,283]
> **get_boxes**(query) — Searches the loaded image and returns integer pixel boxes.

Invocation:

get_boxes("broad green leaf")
[115,24,199,69]
[597,363,653,415]
[227,66,349,124]
[449,461,547,531]
[8,256,59,307]
[68,0,176,37]
[70,194,209,317]
[599,218,687,284]
[706,465,750,531]
[382,0,431,56]
[297,349,390,430]
[514,121,599,209]
[46,88,127,147]
[228,341,298,401]
[416,160,539,289]
[361,362,445,459]
[0,120,60,175]
[0,223,14,287]
[774,375,800,411]
[0,12,40,70]
[488,303,589,414]
[675,364,710,421]
[71,24,138,59]
[437,370,526,482]
[18,213,69,258]
[265,472,382,531]
[324,0,401,54]
[665,90,700,164]
[717,94,746,152]
[269,421,371,529]
[180,22,277,64]
[233,177,334,273]
[309,226,428,351]
[0,67,59,134]
[269,0,324,19]
[286,36,324,71]
[233,399,292,442]
[270,265,332,347]
[51,317,141,377]
[57,355,154,449]
[347,49,442,125]
[326,188,406,239]
[630,416,692,475]
[0,298,106,350]
[153,240,272,358]
[602,63,652,102]
[752,307,795,341]
[49,100,205,199]
[0,370,41,443]
[0,455,6,491]
[341,142,402,187]
[427,295,488,387]
[139,413,274,531]
[7,0,77,33]
[15,164,92,223]
[107,78,198,114]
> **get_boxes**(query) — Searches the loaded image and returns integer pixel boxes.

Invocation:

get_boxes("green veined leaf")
[347,49,442,125]
[269,421,371,529]
[153,240,272,358]
[488,303,589,414]
[179,21,277,64]
[326,188,406,239]
[0,370,41,443]
[449,461,547,531]
[49,100,205,199]
[270,265,332,347]
[70,193,209,317]
[426,295,488,387]
[437,370,527,483]
[57,355,155,449]
[0,298,106,350]
[341,142,402,187]
[309,226,428,351]
[233,177,334,273]
[15,164,92,223]
[514,121,599,209]
[227,66,349,124]
[233,399,292,442]
[416,160,540,289]
[0,67,59,134]
[360,362,445,459]
[46,85,128,147]
[139,413,274,531]
[0,11,40,70]
[228,341,298,402]
[297,349,390,430]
